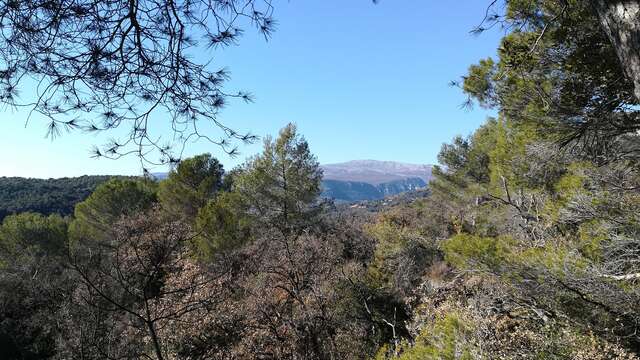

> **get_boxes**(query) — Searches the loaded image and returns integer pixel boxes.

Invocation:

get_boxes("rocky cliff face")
[322,177,427,202]
[321,160,432,202]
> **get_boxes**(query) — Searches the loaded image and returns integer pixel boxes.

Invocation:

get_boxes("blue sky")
[0,0,502,178]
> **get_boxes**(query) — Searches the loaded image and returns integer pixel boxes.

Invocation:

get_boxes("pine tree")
[69,179,157,244]
[234,123,323,235]
[158,154,225,222]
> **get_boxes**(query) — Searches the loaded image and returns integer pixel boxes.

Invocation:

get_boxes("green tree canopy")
[0,213,70,359]
[0,212,68,262]
[69,178,157,244]
[193,191,252,261]
[234,123,323,235]
[158,153,225,221]
[464,1,639,156]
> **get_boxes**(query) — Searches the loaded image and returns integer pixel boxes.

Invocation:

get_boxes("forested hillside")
[2,0,640,359]
[0,176,117,220]
[367,0,640,358]
[322,177,426,202]
[321,160,432,202]
[0,124,408,359]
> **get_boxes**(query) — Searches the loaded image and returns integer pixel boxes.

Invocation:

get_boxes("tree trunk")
[592,0,640,102]
[146,320,165,360]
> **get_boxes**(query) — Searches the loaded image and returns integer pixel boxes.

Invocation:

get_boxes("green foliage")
[554,164,587,197]
[486,118,540,195]
[543,162,591,219]
[158,153,225,221]
[5,2,640,355]
[487,119,510,193]
[0,213,70,360]
[438,136,471,175]
[426,1,640,353]
[365,206,441,294]
[69,178,156,243]
[194,191,252,260]
[463,57,496,108]
[234,123,323,234]
[377,313,474,360]
[443,234,514,271]
[463,0,637,149]
[366,219,412,286]
[0,212,68,264]
[576,221,607,262]
[436,118,498,186]
[0,175,116,221]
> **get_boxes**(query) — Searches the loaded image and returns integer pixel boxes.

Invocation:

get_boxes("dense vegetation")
[3,0,640,359]
[0,172,422,220]
[0,176,117,221]
[0,124,407,359]
[370,1,640,358]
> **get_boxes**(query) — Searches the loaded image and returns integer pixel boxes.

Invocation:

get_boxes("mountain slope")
[150,160,433,203]
[321,160,432,185]
[321,160,432,202]
[0,176,118,220]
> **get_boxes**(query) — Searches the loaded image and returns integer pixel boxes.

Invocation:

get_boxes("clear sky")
[0,0,502,178]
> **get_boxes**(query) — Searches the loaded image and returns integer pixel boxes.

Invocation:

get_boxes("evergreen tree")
[0,212,68,259]
[0,213,70,360]
[194,191,252,261]
[465,1,639,155]
[69,179,157,244]
[234,123,323,235]
[0,0,275,164]
[158,154,225,221]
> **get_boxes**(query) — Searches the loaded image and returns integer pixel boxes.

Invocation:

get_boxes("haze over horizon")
[0,0,502,178]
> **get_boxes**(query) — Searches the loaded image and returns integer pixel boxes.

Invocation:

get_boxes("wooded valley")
[2,0,640,359]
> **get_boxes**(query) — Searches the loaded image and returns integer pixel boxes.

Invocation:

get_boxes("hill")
[0,176,119,220]
[0,160,432,219]
[320,160,432,202]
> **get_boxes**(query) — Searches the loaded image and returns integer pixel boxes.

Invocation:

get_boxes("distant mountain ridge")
[321,160,432,185]
[0,160,431,220]
[322,177,427,203]
[149,160,433,203]
[321,160,432,202]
